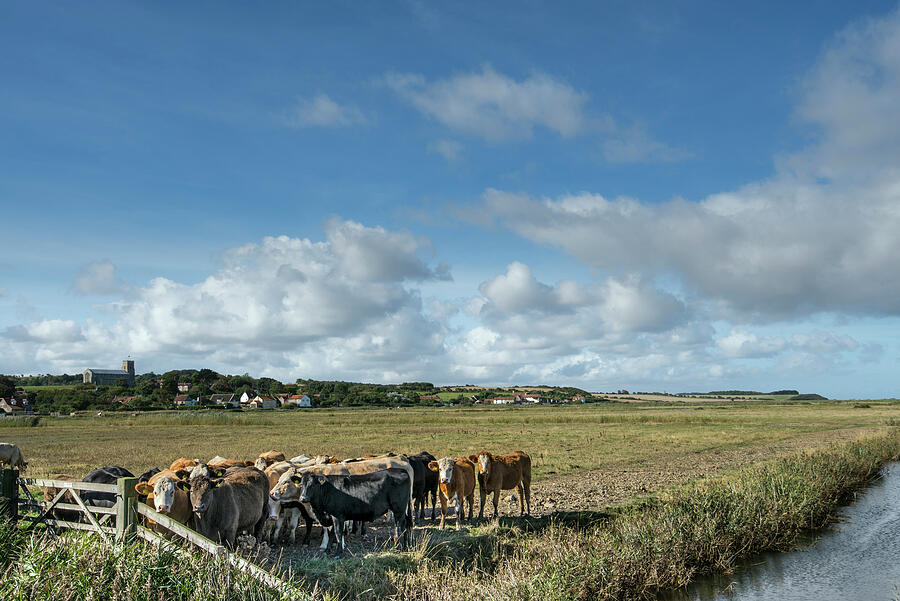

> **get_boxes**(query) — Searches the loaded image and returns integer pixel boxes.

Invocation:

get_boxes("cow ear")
[213,467,227,477]
[316,475,326,485]
[135,482,152,496]
[468,455,478,464]
[427,461,438,471]
[212,478,224,487]
[174,469,190,481]
[175,480,191,492]
[290,475,302,484]
[244,460,254,466]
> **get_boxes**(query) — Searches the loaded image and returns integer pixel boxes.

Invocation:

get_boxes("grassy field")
[3,423,899,600]
[3,401,900,481]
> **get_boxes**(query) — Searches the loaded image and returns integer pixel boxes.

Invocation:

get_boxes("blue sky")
[2,1,900,398]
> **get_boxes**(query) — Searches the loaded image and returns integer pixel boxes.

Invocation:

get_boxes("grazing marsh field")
[4,401,899,484]
[3,401,900,600]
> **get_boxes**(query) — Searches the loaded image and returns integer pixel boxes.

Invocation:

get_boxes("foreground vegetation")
[2,430,898,600]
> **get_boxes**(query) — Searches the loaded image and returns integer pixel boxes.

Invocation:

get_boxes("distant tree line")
[6,369,592,413]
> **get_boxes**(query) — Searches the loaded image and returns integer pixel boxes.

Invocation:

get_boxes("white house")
[249,395,279,409]
[284,394,312,408]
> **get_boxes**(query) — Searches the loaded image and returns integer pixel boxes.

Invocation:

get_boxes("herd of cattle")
[0,442,532,556]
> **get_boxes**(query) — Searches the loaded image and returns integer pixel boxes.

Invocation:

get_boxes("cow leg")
[299,504,313,545]
[253,513,267,542]
[270,514,282,542]
[431,489,437,521]
[524,481,531,515]
[333,516,345,557]
[438,492,448,529]
[287,507,301,544]
[478,486,487,519]
[516,483,525,515]
[492,489,500,519]
[224,526,238,549]
[319,525,330,551]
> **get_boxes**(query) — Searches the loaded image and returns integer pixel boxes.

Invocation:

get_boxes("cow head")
[271,468,303,502]
[148,475,183,514]
[189,475,222,515]
[476,451,493,478]
[297,473,327,504]
[254,457,268,471]
[267,495,281,521]
[434,457,455,485]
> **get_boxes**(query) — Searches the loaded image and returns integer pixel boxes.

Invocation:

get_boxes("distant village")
[0,358,592,416]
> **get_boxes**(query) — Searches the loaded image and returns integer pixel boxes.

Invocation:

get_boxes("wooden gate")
[1,469,301,598]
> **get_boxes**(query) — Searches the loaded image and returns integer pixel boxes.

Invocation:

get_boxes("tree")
[137,379,158,396]
[210,378,233,392]
[0,376,15,399]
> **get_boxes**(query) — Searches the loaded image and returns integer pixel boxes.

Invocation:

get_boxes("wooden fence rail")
[1,468,301,598]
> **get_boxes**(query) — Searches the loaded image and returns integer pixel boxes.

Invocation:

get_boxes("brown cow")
[169,457,200,472]
[469,451,532,518]
[428,457,476,530]
[254,450,286,470]
[188,466,269,547]
[208,456,254,470]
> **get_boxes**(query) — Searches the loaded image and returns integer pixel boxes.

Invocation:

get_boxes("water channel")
[662,462,900,601]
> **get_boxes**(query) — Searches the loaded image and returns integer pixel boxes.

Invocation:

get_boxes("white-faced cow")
[428,457,476,530]
[468,450,532,518]
[262,460,313,545]
[135,469,193,534]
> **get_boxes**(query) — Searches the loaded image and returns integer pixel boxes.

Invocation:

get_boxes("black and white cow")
[296,467,411,556]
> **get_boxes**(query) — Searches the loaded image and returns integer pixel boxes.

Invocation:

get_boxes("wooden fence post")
[115,477,137,542]
[0,469,18,523]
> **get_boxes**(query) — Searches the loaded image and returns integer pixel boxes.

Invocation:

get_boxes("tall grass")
[0,524,295,601]
[0,416,43,428]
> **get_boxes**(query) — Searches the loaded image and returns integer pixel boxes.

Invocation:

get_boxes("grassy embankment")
[1,403,900,600]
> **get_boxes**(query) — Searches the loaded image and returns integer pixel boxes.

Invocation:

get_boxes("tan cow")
[168,457,200,472]
[253,450,286,470]
[135,469,193,534]
[0,443,27,472]
[469,450,532,518]
[208,456,253,470]
[428,457,476,529]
